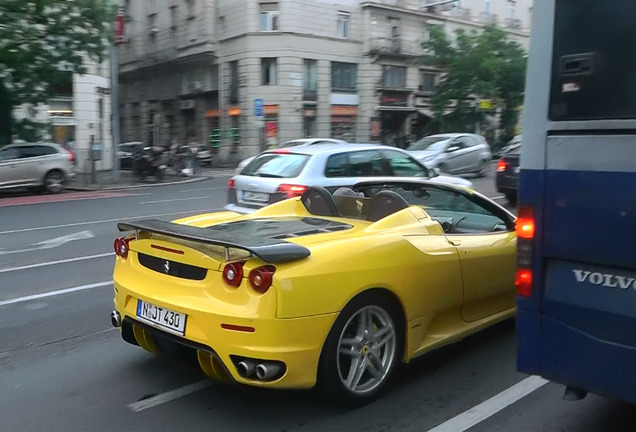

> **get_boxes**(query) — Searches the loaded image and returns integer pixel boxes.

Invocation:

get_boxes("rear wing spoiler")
[117,219,311,264]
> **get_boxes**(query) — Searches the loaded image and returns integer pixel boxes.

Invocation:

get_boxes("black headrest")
[366,190,410,222]
[301,186,340,217]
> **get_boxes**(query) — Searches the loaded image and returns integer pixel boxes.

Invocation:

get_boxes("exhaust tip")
[110,310,122,328]
[255,363,267,380]
[236,361,255,378]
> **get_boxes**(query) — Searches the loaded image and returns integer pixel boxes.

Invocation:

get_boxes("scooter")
[133,146,168,181]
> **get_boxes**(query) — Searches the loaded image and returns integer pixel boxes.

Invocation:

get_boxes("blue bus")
[516,0,636,404]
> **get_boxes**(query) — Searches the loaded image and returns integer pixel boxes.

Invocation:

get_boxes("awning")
[376,106,416,112]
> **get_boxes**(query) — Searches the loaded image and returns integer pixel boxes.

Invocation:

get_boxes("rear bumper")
[518,311,636,404]
[496,173,518,193]
[113,283,336,389]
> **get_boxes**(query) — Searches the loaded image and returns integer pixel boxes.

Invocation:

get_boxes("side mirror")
[433,167,441,176]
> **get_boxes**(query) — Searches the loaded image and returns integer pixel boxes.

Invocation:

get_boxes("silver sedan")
[225,143,472,214]
[406,133,492,176]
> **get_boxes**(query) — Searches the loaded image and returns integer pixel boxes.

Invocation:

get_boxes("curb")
[66,170,234,192]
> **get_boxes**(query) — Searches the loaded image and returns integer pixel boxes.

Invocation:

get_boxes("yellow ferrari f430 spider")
[111,179,517,403]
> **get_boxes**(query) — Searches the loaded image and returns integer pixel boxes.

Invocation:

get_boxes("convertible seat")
[366,190,410,222]
[301,186,340,217]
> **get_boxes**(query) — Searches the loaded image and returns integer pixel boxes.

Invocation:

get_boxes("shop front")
[331,105,358,142]
[377,91,414,148]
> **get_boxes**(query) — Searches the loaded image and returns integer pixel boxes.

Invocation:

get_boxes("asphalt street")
[1,168,634,431]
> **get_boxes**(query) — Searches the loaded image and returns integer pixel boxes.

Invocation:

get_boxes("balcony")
[506,18,522,30]
[480,12,498,25]
[367,37,422,57]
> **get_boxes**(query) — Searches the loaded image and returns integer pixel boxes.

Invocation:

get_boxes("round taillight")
[114,237,129,259]
[223,262,244,287]
[228,178,235,189]
[248,266,276,294]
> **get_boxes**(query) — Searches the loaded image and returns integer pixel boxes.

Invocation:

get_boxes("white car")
[235,138,348,174]
[225,143,472,214]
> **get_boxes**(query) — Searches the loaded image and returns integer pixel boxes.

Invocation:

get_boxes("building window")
[261,58,277,85]
[259,3,279,31]
[508,0,515,18]
[303,107,316,138]
[229,61,239,103]
[337,12,349,38]
[382,65,406,88]
[170,5,177,31]
[389,17,401,53]
[420,72,437,93]
[483,0,490,13]
[331,62,357,91]
[303,59,317,100]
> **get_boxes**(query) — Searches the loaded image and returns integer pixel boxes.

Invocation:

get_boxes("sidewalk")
[67,167,236,191]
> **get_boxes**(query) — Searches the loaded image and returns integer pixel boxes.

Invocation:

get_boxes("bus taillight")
[516,206,535,297]
[516,207,535,239]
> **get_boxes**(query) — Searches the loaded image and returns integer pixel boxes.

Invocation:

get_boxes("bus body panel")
[517,0,636,404]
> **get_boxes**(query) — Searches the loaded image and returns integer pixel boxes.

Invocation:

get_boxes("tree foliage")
[421,25,527,142]
[0,0,115,143]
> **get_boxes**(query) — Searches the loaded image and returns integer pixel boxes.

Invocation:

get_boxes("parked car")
[112,179,516,403]
[225,143,473,214]
[406,133,491,176]
[495,146,520,204]
[235,138,348,173]
[117,142,143,170]
[0,142,77,193]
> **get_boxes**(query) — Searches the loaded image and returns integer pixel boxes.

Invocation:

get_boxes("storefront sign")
[380,92,408,107]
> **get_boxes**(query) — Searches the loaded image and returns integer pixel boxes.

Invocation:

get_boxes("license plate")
[242,191,269,202]
[136,299,187,336]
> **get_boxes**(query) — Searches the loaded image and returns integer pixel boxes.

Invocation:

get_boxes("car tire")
[317,291,403,405]
[505,192,518,205]
[43,170,65,194]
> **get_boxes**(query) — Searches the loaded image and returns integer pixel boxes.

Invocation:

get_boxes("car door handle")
[447,239,461,247]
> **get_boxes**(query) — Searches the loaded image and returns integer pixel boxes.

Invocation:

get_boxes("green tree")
[0,0,115,143]
[420,25,527,142]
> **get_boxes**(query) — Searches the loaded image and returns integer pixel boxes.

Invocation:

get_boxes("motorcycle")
[133,146,168,181]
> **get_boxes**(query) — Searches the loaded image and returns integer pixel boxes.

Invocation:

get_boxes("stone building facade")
[118,0,532,163]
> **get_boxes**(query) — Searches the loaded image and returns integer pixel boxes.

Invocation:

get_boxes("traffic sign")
[254,98,264,118]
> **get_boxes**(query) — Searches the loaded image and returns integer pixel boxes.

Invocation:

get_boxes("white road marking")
[127,381,213,413]
[0,230,95,255]
[0,252,114,274]
[0,209,221,235]
[140,196,212,205]
[427,375,549,432]
[0,281,112,307]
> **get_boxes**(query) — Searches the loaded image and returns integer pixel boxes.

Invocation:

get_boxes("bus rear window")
[550,0,636,121]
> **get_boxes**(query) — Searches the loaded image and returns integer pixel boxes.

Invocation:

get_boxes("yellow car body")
[112,180,516,402]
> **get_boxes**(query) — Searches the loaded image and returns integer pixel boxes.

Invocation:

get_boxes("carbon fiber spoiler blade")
[117,219,311,264]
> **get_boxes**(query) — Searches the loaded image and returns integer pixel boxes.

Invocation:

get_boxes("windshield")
[241,152,310,178]
[407,137,449,152]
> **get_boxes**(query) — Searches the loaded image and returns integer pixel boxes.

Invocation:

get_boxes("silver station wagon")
[225,143,472,214]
